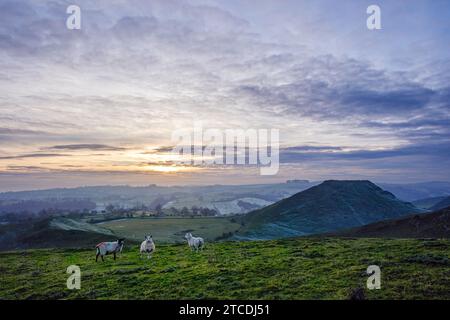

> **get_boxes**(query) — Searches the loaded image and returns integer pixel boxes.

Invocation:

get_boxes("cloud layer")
[0,0,449,190]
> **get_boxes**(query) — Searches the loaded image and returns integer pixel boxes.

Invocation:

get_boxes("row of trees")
[104,203,218,217]
[0,203,220,224]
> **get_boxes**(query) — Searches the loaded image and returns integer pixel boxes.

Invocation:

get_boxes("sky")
[0,0,449,191]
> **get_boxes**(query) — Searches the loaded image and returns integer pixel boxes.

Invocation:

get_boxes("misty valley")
[0,180,449,299]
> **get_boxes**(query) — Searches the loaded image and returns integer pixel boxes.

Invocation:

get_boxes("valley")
[1,179,450,300]
[99,216,241,243]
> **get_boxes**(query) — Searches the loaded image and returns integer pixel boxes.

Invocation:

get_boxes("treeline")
[0,199,96,222]
[164,206,218,217]
[102,204,219,217]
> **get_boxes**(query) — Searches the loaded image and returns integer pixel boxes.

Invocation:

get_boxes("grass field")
[0,238,449,299]
[99,217,241,243]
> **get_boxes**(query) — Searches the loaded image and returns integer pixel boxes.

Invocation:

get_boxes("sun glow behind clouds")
[142,165,197,173]
[0,145,202,175]
[0,0,449,190]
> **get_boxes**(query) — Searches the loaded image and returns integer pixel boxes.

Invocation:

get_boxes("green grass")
[0,238,449,300]
[99,217,241,243]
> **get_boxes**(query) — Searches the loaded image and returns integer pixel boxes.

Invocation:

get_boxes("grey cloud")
[339,86,435,114]
[363,118,450,130]
[0,153,69,160]
[6,165,48,171]
[280,142,450,163]
[0,127,48,135]
[0,0,449,186]
[48,144,126,151]
[234,56,440,119]
[282,145,343,152]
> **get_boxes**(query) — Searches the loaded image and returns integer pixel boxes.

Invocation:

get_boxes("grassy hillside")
[0,218,120,251]
[99,217,241,242]
[238,180,422,239]
[0,238,449,300]
[326,207,450,238]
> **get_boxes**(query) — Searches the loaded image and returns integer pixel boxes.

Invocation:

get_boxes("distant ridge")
[412,196,448,210]
[325,206,450,238]
[237,180,423,239]
[430,196,450,211]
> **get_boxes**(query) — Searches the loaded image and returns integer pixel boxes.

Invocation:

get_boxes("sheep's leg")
[113,252,116,261]
[101,255,104,262]
[96,252,99,262]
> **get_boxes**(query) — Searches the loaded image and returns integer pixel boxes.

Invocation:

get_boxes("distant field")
[1,238,449,299]
[99,217,241,243]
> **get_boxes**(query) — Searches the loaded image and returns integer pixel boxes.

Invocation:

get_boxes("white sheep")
[185,233,204,252]
[95,239,124,262]
[140,235,155,259]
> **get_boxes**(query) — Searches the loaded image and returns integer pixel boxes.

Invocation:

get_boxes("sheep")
[185,233,204,252]
[95,239,124,262]
[140,235,155,259]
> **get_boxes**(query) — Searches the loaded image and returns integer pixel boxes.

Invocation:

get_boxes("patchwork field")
[0,238,449,300]
[98,217,241,243]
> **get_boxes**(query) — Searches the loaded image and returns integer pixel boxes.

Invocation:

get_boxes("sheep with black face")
[95,239,124,262]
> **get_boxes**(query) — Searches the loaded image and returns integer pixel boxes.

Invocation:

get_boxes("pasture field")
[0,238,449,300]
[98,217,241,243]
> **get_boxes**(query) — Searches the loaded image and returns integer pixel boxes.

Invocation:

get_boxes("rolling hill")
[237,180,423,239]
[430,196,450,211]
[2,181,449,216]
[326,206,450,238]
[0,181,317,216]
[378,181,450,202]
[412,196,448,210]
[0,217,122,251]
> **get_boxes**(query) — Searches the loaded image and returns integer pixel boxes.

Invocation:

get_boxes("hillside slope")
[430,196,450,211]
[327,206,450,238]
[379,181,450,202]
[0,218,121,251]
[412,196,448,210]
[237,180,422,239]
[0,238,449,300]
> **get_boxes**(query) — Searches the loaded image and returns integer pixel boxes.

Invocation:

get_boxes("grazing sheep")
[185,233,204,251]
[95,239,124,262]
[140,235,155,259]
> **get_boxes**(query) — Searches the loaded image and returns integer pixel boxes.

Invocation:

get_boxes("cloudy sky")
[0,0,449,191]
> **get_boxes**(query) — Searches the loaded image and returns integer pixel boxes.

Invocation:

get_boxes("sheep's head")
[145,235,153,243]
[184,233,192,240]
[118,239,125,245]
